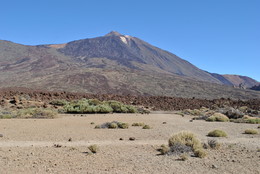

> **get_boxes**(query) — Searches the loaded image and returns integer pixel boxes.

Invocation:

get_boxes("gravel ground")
[0,113,259,174]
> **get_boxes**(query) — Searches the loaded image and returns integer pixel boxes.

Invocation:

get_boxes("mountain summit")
[105,31,123,36]
[0,32,259,99]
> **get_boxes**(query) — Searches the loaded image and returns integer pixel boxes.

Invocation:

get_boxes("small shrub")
[96,121,129,129]
[244,129,259,134]
[208,130,227,137]
[231,117,260,124]
[246,118,260,124]
[168,131,206,158]
[64,99,137,114]
[132,122,145,127]
[179,154,189,161]
[16,108,57,119]
[0,114,13,119]
[206,113,229,122]
[194,148,207,158]
[168,131,202,151]
[118,122,129,129]
[258,125,260,129]
[208,139,220,149]
[90,122,95,125]
[142,125,151,129]
[94,125,101,129]
[108,122,118,129]
[50,100,68,106]
[158,144,170,155]
[88,145,98,153]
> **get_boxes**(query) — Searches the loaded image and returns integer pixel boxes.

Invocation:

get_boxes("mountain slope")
[58,31,221,83]
[0,32,259,99]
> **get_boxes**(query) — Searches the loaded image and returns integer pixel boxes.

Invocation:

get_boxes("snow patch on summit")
[120,36,128,44]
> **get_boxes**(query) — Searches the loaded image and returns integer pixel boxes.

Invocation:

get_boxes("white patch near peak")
[120,36,128,44]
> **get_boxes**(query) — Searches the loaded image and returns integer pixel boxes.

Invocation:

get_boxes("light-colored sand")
[0,113,259,174]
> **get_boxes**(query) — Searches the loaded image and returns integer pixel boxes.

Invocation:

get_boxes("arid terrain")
[0,113,259,174]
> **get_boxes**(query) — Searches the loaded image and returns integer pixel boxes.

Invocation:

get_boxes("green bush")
[50,100,68,106]
[64,99,137,114]
[207,130,227,137]
[104,100,137,113]
[244,129,259,134]
[0,114,13,119]
[230,118,260,124]
[206,113,229,122]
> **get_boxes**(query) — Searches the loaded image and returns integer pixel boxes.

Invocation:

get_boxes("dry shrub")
[168,131,206,158]
[132,122,145,127]
[16,108,57,119]
[142,125,151,129]
[88,145,98,153]
[207,113,229,122]
[208,130,227,137]
[244,129,259,134]
[207,139,221,149]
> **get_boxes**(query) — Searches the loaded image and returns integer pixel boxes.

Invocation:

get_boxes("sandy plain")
[0,113,259,174]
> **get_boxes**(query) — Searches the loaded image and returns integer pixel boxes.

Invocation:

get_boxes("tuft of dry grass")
[207,130,227,137]
[132,122,145,127]
[244,129,259,135]
[169,131,202,150]
[88,145,98,153]
[16,108,57,119]
[206,113,229,122]
[207,139,221,149]
[168,131,206,158]
[142,125,152,129]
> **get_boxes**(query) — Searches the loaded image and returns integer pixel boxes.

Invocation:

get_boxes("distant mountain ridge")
[0,31,259,99]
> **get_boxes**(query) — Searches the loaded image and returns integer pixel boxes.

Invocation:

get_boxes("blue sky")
[1,0,259,81]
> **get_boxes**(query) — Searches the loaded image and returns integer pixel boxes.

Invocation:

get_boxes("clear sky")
[1,0,259,81]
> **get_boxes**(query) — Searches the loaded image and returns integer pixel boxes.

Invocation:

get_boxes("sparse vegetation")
[207,139,220,149]
[206,113,229,122]
[230,116,260,124]
[64,99,137,114]
[95,121,129,129]
[168,131,202,150]
[132,122,145,127]
[179,154,189,161]
[166,131,206,158]
[16,108,57,119]
[108,122,118,129]
[50,99,68,106]
[158,144,170,155]
[194,148,207,158]
[88,145,98,153]
[207,130,227,137]
[0,114,13,119]
[142,125,151,129]
[244,129,259,134]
